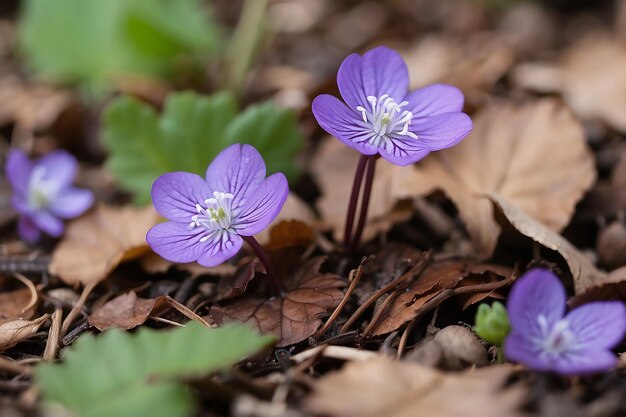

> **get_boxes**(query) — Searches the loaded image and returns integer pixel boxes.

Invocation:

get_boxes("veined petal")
[379,136,430,166]
[405,84,465,117]
[504,331,551,371]
[507,269,566,342]
[30,210,64,237]
[196,232,243,267]
[234,173,289,236]
[151,172,211,222]
[17,216,41,243]
[550,349,618,375]
[312,95,378,156]
[337,53,368,111]
[6,149,33,194]
[361,46,409,103]
[205,144,267,209]
[410,112,473,151]
[37,150,78,187]
[48,187,94,219]
[566,301,626,351]
[146,221,210,263]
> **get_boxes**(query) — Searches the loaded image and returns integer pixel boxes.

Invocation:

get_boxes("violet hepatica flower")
[6,149,94,242]
[312,46,472,166]
[146,144,288,267]
[505,268,626,375]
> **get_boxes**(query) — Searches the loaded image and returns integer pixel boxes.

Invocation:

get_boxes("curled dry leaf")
[210,257,345,346]
[513,34,626,133]
[264,220,314,251]
[88,291,166,331]
[0,315,49,351]
[313,139,418,243]
[306,357,526,417]
[0,287,37,325]
[491,193,604,295]
[50,204,160,286]
[569,265,626,308]
[410,99,595,258]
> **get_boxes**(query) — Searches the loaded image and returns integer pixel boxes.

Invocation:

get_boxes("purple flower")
[312,46,472,166]
[505,268,626,375]
[6,149,94,242]
[146,144,288,267]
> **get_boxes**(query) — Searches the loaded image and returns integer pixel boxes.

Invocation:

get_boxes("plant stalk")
[348,156,377,253]
[242,235,285,297]
[343,154,369,253]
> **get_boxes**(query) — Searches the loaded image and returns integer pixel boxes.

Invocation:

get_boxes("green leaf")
[36,323,274,417]
[102,91,303,204]
[474,301,510,347]
[18,0,218,94]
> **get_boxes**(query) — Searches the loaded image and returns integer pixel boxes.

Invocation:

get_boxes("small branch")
[163,296,214,327]
[343,155,369,253]
[242,235,285,297]
[43,308,63,361]
[61,281,98,337]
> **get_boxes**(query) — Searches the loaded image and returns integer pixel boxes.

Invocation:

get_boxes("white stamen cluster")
[356,94,417,147]
[189,191,235,242]
[28,166,60,209]
[536,315,575,359]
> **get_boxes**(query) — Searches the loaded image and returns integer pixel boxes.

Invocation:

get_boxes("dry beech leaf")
[0,288,37,325]
[265,220,314,251]
[410,99,595,258]
[88,291,166,331]
[313,139,418,242]
[255,193,316,245]
[210,257,345,347]
[50,204,160,286]
[513,34,626,133]
[569,265,626,307]
[216,258,262,301]
[0,315,49,351]
[370,261,511,336]
[306,358,525,417]
[491,193,604,294]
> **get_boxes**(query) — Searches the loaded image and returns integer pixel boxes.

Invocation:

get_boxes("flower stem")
[343,155,369,253]
[242,235,285,297]
[348,156,377,254]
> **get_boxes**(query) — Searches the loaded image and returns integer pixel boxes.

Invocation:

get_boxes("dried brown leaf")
[491,193,604,294]
[49,204,160,286]
[410,99,595,258]
[210,257,345,346]
[0,288,36,325]
[88,291,166,331]
[255,193,316,245]
[0,315,49,351]
[513,34,626,133]
[306,357,526,417]
[569,265,626,307]
[265,220,314,251]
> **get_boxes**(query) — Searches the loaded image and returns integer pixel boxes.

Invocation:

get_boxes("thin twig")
[43,308,63,361]
[362,291,401,338]
[61,281,97,337]
[314,257,368,340]
[13,273,38,314]
[290,345,378,364]
[164,296,214,327]
[0,356,30,375]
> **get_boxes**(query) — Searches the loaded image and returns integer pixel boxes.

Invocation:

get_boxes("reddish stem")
[242,235,285,297]
[348,156,377,253]
[343,155,369,253]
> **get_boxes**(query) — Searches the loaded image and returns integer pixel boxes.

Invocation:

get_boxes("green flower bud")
[474,301,510,347]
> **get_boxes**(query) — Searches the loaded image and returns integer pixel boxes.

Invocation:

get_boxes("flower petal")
[311,94,378,156]
[379,136,430,166]
[507,268,566,341]
[30,210,64,237]
[337,53,368,111]
[405,84,465,118]
[566,301,626,351]
[197,232,243,267]
[146,221,209,263]
[361,46,409,103]
[551,349,618,375]
[37,150,78,187]
[205,144,267,209]
[234,173,289,236]
[151,172,212,222]
[6,149,33,194]
[17,216,41,243]
[48,187,94,219]
[409,112,473,151]
[504,331,550,371]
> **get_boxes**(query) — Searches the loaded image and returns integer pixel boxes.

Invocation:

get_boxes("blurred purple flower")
[146,144,288,267]
[312,46,472,166]
[6,149,94,242]
[505,268,626,375]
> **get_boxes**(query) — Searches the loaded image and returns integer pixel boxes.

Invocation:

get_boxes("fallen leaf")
[306,357,526,417]
[255,193,316,245]
[312,138,418,243]
[410,99,595,258]
[513,34,626,133]
[569,265,626,307]
[491,193,605,294]
[88,292,166,331]
[215,258,262,301]
[0,287,37,325]
[139,251,236,277]
[210,257,345,346]
[49,204,160,286]
[264,220,314,251]
[0,315,49,351]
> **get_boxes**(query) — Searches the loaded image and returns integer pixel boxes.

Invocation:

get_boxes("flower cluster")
[146,144,288,267]
[505,269,626,375]
[6,149,94,242]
